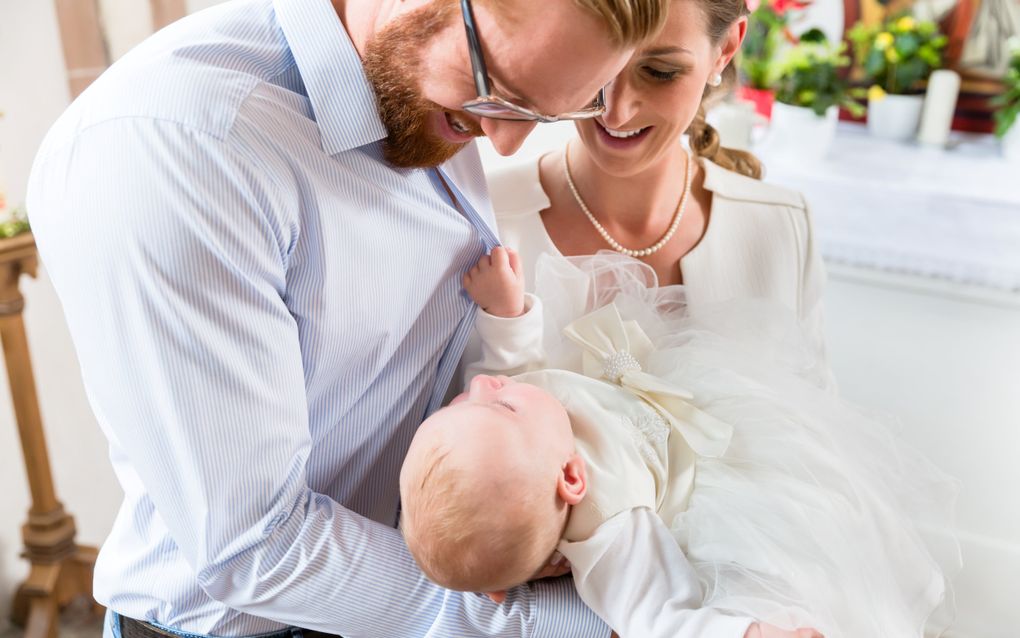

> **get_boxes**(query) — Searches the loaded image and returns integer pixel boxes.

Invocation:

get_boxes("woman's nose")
[601,79,640,130]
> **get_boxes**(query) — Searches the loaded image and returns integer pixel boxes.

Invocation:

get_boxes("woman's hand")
[530,550,571,580]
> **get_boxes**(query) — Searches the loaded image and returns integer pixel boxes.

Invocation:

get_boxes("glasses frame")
[459,0,606,123]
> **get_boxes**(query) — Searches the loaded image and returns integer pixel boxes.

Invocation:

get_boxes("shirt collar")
[274,0,387,154]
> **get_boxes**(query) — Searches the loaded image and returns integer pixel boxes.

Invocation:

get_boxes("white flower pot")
[1003,124,1020,163]
[867,94,924,141]
[763,102,839,163]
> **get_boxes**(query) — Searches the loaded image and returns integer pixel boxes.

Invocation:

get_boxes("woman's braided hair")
[686,0,763,180]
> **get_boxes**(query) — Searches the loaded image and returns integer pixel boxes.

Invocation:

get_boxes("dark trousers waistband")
[118,614,342,638]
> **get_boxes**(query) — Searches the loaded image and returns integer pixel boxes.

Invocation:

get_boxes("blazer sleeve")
[795,194,837,391]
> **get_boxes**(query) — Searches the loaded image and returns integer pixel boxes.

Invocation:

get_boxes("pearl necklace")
[562,144,693,258]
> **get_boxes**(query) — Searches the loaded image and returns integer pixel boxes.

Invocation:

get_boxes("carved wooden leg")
[1,237,100,636]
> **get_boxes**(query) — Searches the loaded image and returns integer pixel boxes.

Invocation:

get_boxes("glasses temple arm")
[460,0,492,97]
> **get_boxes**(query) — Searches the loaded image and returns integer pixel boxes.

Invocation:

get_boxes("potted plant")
[0,189,30,239]
[992,37,1020,161]
[849,15,948,141]
[766,29,865,161]
[737,0,812,119]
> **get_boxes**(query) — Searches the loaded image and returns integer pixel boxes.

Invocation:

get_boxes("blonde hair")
[686,0,763,179]
[401,445,560,593]
[573,0,672,46]
[477,0,669,48]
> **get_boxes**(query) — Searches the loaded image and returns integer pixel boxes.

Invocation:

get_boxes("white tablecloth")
[759,123,1020,292]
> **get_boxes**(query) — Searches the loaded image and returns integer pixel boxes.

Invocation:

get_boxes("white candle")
[917,70,961,147]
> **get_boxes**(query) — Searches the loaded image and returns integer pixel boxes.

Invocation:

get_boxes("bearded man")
[26,0,666,636]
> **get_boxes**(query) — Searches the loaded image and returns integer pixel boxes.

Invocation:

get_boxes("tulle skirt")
[533,252,961,638]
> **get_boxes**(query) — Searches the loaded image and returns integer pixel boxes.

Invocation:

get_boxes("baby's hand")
[463,246,525,318]
[744,623,824,638]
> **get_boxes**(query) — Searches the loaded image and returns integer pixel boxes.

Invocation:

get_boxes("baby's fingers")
[489,246,511,271]
[506,247,522,276]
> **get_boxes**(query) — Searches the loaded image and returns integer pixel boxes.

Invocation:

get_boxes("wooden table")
[1,233,97,638]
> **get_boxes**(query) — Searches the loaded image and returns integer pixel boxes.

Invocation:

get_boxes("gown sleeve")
[558,508,754,638]
[464,293,547,383]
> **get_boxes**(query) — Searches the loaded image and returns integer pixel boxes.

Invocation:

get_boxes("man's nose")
[481,119,537,156]
[601,79,640,130]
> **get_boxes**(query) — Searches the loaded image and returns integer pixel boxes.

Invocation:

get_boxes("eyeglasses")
[459,0,607,123]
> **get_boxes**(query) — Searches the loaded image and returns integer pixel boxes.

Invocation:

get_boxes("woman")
[465,0,960,635]
[486,0,828,364]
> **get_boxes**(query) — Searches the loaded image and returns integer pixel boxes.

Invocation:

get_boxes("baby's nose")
[470,374,502,396]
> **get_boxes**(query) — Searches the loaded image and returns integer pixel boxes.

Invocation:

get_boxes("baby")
[399,247,822,638]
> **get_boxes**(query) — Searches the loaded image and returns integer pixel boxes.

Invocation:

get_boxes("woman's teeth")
[603,125,646,139]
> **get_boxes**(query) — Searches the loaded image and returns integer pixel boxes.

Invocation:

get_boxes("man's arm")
[27,118,606,637]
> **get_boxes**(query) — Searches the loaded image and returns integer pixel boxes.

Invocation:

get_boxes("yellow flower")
[885,46,901,63]
[868,85,887,102]
[896,16,916,32]
[875,32,894,50]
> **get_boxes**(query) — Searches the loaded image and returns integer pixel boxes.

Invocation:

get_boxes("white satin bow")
[562,303,732,458]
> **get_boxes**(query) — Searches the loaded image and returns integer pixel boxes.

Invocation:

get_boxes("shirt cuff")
[530,575,610,638]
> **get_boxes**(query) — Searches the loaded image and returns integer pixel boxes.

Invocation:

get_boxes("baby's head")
[400,374,587,596]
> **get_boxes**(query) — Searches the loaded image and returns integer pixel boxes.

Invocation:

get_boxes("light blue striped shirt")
[26,0,608,636]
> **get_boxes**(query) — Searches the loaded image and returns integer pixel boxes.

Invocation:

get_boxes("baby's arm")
[463,246,525,319]
[463,247,547,380]
[561,509,823,638]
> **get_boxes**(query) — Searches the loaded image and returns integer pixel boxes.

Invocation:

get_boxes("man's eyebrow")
[490,74,540,109]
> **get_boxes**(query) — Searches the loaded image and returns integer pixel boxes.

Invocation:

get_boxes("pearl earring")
[708,73,723,87]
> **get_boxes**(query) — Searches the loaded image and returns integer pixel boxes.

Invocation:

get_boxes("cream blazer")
[484,155,830,363]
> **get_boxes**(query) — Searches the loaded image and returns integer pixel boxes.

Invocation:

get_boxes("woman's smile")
[593,119,654,151]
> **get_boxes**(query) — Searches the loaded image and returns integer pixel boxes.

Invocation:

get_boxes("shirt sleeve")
[27,118,606,638]
[558,508,755,638]
[463,293,547,383]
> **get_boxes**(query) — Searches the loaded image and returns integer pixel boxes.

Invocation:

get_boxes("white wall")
[187,0,229,14]
[0,0,122,629]
[98,0,155,61]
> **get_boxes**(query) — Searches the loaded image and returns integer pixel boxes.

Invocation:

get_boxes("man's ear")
[557,453,587,505]
[485,590,507,604]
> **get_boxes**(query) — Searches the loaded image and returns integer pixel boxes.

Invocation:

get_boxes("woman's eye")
[645,67,681,81]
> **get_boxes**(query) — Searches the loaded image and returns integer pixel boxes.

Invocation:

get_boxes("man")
[27,0,667,636]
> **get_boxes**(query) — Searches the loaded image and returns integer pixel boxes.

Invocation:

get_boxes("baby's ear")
[557,453,587,505]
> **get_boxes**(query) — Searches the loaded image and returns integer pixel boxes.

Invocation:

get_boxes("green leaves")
[738,4,794,90]
[848,14,947,95]
[0,208,30,239]
[992,43,1020,138]
[773,39,859,117]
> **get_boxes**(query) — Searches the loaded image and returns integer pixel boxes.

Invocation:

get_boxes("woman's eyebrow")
[642,46,693,56]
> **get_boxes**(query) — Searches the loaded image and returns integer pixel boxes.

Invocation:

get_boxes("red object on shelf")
[738,86,776,120]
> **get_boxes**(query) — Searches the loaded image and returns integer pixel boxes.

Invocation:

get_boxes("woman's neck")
[566,141,693,238]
